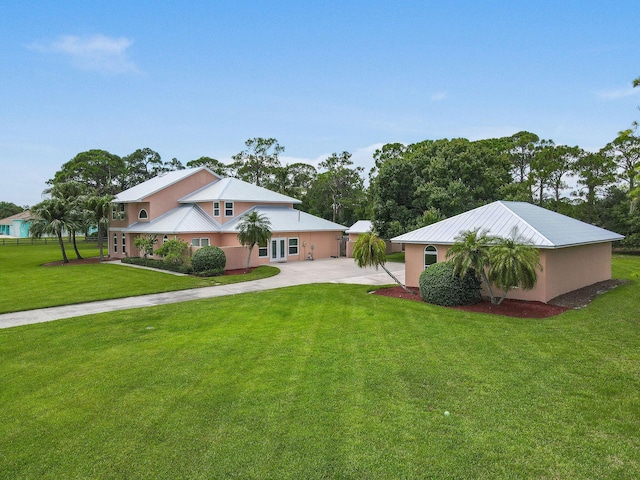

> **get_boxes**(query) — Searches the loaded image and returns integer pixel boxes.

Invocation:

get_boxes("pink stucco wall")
[402,242,614,303]
[109,230,343,269]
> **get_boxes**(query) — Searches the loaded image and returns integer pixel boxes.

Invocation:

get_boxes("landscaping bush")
[419,261,482,306]
[154,239,189,267]
[191,246,226,275]
[121,256,192,274]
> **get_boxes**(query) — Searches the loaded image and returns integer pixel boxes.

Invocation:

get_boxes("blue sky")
[1,1,639,207]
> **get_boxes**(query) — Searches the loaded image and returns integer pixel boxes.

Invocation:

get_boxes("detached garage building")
[392,201,624,303]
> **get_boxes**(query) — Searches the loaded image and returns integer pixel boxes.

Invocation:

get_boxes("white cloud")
[596,86,640,100]
[430,91,448,101]
[29,34,140,74]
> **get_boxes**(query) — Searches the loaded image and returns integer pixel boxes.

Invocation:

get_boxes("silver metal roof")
[221,206,346,233]
[123,204,221,234]
[179,177,301,204]
[392,201,624,248]
[345,220,373,234]
[114,167,214,203]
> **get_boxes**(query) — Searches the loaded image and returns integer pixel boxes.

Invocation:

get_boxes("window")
[224,201,234,217]
[122,233,126,254]
[113,233,117,253]
[139,209,148,220]
[213,202,220,216]
[112,203,125,220]
[191,238,210,247]
[288,238,299,255]
[258,240,268,258]
[163,235,168,243]
[424,245,437,268]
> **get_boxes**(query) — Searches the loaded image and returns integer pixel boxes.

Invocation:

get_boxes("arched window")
[163,235,168,243]
[424,245,438,268]
[139,209,148,220]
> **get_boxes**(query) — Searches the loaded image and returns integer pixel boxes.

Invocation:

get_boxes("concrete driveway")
[0,258,405,329]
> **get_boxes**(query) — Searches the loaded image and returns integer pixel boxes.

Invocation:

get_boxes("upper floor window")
[424,245,438,268]
[163,235,169,243]
[139,209,148,220]
[213,202,220,217]
[112,203,125,220]
[224,201,234,217]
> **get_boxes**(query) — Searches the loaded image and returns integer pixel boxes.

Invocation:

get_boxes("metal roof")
[221,206,346,233]
[392,201,624,248]
[123,204,221,234]
[345,220,373,234]
[179,177,302,204]
[114,167,215,202]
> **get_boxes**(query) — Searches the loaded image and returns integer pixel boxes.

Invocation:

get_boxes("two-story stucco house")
[109,167,346,269]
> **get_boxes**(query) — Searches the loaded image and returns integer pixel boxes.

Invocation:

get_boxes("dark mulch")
[372,279,625,318]
[43,257,103,266]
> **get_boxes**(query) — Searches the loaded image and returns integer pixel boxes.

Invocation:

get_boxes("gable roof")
[179,177,302,204]
[220,206,346,233]
[345,220,373,234]
[392,201,623,248]
[0,210,32,225]
[123,204,221,234]
[114,167,216,203]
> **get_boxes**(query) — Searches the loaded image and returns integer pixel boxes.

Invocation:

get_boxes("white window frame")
[288,237,299,255]
[121,233,126,254]
[258,240,268,258]
[113,233,117,253]
[191,237,210,247]
[138,209,148,220]
[224,201,234,217]
[213,202,220,217]
[424,245,438,268]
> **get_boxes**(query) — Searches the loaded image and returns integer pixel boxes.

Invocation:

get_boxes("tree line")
[4,74,640,264]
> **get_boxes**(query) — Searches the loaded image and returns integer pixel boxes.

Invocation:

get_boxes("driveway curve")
[0,258,405,329]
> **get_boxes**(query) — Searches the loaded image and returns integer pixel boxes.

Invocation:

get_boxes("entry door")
[271,238,286,262]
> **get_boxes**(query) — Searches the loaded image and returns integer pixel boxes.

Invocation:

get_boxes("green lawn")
[0,244,278,314]
[1,255,639,478]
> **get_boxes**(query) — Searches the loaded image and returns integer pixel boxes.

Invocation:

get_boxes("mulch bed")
[372,279,625,318]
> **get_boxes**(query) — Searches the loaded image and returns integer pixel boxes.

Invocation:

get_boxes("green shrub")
[419,261,482,306]
[121,256,192,274]
[155,239,189,266]
[191,246,226,274]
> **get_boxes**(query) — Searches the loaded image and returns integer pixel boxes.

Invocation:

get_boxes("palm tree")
[488,234,542,305]
[352,232,411,292]
[237,211,272,273]
[85,195,113,260]
[446,228,497,301]
[46,181,87,259]
[30,198,72,263]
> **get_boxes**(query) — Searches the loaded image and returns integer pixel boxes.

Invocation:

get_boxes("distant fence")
[0,237,103,246]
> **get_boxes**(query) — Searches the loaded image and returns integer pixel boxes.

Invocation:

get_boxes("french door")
[270,238,286,262]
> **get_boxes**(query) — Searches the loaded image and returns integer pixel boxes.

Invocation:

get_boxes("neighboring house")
[109,167,346,269]
[345,220,403,257]
[0,210,32,237]
[392,201,624,303]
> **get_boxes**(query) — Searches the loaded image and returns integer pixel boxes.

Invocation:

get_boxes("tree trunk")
[245,245,254,273]
[381,264,413,293]
[72,231,83,259]
[57,232,69,264]
[480,270,497,304]
[97,224,105,261]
